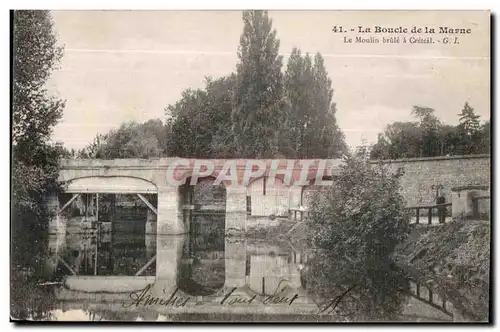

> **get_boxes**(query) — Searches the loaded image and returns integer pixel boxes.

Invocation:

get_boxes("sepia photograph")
[10,9,491,323]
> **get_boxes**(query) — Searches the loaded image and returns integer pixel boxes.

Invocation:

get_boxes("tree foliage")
[78,119,168,159]
[479,120,490,154]
[283,49,346,158]
[12,10,65,223]
[77,10,347,160]
[370,103,489,159]
[166,75,236,158]
[306,147,410,320]
[458,102,481,135]
[12,13,66,315]
[455,102,485,155]
[162,11,346,159]
[13,10,64,148]
[369,122,421,159]
[411,106,442,157]
[231,10,286,158]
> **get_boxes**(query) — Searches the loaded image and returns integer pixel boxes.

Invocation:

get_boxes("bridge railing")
[406,203,452,225]
[288,208,309,221]
[289,203,453,224]
[408,279,452,317]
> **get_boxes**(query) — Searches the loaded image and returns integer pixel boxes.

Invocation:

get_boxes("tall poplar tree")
[309,53,347,158]
[282,47,313,158]
[231,10,286,158]
[283,49,347,158]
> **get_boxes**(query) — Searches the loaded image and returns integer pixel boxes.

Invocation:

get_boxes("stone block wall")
[243,155,490,232]
[372,155,490,207]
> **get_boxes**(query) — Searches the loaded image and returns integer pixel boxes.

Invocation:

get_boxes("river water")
[11,202,463,323]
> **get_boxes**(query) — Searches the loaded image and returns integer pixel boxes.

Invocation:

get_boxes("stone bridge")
[51,158,342,235]
[49,155,490,235]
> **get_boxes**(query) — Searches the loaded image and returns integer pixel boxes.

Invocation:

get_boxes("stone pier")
[154,235,185,295]
[225,185,247,235]
[451,185,490,220]
[157,186,185,235]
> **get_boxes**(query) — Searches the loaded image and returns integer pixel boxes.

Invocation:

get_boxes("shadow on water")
[11,212,59,321]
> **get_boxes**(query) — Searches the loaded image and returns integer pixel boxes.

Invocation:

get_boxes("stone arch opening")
[53,176,158,279]
[59,176,158,235]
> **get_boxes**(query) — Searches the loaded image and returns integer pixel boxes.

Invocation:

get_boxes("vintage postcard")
[11,10,491,323]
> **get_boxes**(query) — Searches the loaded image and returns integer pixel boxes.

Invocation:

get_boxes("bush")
[306,147,411,320]
[310,147,410,257]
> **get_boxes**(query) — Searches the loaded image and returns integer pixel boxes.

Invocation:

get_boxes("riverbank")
[393,220,490,322]
[244,219,311,251]
[283,216,491,322]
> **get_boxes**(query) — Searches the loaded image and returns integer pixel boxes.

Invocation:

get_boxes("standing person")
[435,185,446,223]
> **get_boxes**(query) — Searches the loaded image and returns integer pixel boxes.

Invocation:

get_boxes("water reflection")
[178,224,225,295]
[48,232,156,277]
[12,220,461,322]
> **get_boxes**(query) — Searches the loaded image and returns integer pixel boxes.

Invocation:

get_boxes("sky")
[47,10,491,150]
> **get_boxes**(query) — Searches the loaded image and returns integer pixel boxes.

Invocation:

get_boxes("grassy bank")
[394,220,491,321]
[284,217,491,321]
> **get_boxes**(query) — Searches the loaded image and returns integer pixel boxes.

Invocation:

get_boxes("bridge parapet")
[59,158,343,186]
